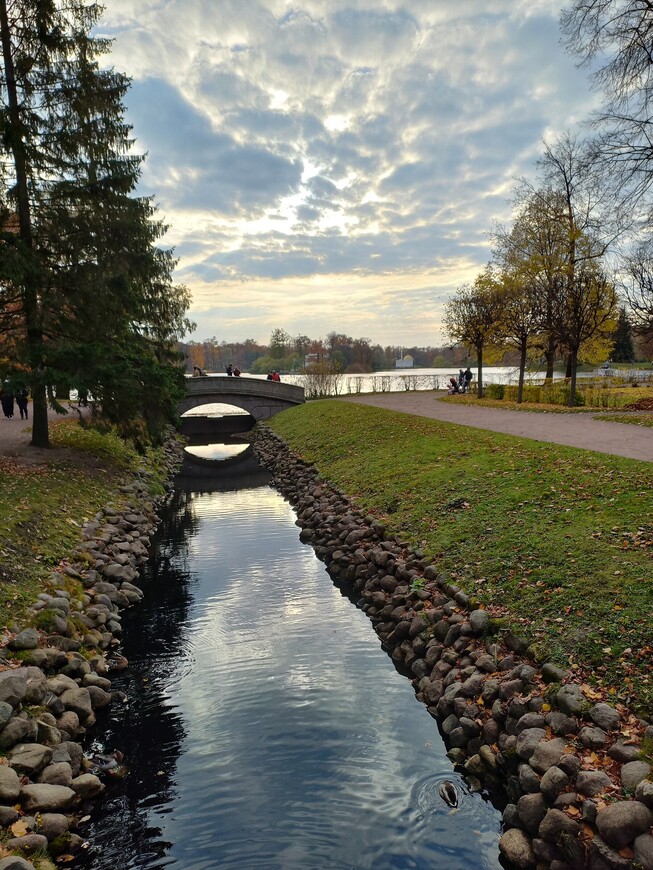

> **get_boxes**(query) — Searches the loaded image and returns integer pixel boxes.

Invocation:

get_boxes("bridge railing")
[184,375,304,403]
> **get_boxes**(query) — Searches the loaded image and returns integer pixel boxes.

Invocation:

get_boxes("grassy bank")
[268,400,653,717]
[0,418,168,629]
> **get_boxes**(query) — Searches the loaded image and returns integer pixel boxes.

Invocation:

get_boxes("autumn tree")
[550,264,619,400]
[444,269,504,397]
[493,273,540,403]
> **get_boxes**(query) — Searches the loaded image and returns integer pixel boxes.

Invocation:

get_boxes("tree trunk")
[517,341,527,403]
[565,354,573,379]
[0,0,49,448]
[544,337,556,382]
[477,345,483,398]
[568,349,578,407]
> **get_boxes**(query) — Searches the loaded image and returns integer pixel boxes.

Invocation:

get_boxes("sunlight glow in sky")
[101,0,598,346]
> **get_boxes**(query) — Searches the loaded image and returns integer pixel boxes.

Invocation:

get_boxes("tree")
[269,328,291,359]
[493,187,572,379]
[611,306,635,362]
[561,1,653,205]
[550,264,618,400]
[494,273,541,403]
[0,0,191,447]
[444,268,504,397]
[620,242,653,340]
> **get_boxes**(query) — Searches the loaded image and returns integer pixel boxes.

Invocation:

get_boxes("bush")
[486,384,505,400]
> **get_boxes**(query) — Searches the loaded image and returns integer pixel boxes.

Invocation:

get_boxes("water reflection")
[80,459,504,869]
[184,442,250,462]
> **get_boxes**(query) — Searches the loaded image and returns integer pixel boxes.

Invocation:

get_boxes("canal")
[80,452,505,869]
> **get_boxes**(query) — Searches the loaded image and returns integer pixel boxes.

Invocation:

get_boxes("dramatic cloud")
[101,0,598,346]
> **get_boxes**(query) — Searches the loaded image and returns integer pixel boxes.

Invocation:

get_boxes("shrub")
[486,384,505,400]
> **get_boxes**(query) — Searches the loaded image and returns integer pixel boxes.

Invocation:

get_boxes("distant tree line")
[445,2,653,405]
[179,328,477,376]
[0,0,192,448]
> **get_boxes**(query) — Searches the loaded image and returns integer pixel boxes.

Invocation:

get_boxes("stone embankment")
[252,425,653,870]
[0,438,184,870]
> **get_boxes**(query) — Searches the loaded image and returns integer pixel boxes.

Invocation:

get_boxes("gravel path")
[0,404,86,465]
[340,392,653,462]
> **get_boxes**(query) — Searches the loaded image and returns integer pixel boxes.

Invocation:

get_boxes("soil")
[340,392,653,462]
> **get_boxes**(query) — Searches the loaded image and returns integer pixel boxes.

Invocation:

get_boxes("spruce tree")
[0,0,191,447]
[611,306,635,363]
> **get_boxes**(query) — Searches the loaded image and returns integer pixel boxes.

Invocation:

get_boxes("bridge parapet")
[180,375,305,420]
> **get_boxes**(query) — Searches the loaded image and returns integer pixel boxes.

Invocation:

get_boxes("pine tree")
[0,0,191,447]
[611,306,635,363]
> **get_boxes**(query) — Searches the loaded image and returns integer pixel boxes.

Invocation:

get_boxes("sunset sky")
[101,0,599,347]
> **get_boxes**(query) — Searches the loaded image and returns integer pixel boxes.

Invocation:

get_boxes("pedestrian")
[233,366,241,377]
[272,371,281,382]
[464,367,473,391]
[1,387,14,418]
[16,389,29,420]
[226,363,233,376]
[267,371,273,380]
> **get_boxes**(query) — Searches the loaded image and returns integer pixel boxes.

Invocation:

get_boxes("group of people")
[1,385,29,419]
[266,371,281,382]
[226,364,241,377]
[448,367,474,395]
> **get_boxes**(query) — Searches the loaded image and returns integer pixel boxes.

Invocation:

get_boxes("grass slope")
[0,419,165,628]
[269,400,653,717]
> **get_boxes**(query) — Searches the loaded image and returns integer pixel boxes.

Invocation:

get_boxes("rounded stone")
[578,725,607,749]
[5,833,48,855]
[575,770,612,797]
[498,828,535,869]
[555,683,585,715]
[634,833,653,870]
[621,761,651,790]
[19,783,76,812]
[589,702,621,731]
[0,765,21,802]
[517,792,547,834]
[537,808,581,843]
[596,800,653,850]
[539,766,569,799]
[7,628,40,651]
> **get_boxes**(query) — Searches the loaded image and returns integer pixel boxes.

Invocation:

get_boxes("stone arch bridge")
[180,375,305,421]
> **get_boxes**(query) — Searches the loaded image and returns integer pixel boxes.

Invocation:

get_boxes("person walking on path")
[463,367,473,392]
[1,387,14,419]
[15,389,28,420]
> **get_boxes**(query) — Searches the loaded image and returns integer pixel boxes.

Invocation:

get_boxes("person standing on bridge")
[233,366,241,377]
[226,364,233,376]
[272,371,281,382]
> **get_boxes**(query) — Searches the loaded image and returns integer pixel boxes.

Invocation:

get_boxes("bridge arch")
[180,375,305,421]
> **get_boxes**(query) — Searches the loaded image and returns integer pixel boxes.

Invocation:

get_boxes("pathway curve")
[340,392,653,462]
[0,404,87,465]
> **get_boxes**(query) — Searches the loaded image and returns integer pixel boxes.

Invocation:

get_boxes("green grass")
[269,400,653,717]
[0,418,167,629]
[599,414,653,428]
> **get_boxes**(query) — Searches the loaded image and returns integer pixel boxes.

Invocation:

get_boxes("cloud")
[100,0,600,345]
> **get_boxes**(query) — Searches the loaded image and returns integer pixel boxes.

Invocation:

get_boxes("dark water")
[80,459,504,870]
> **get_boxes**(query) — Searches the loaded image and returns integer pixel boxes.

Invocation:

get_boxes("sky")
[100,0,600,347]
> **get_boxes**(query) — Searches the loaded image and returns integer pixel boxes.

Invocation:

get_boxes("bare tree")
[620,242,653,337]
[562,1,653,205]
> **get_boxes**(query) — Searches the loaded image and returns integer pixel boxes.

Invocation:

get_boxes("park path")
[340,393,653,463]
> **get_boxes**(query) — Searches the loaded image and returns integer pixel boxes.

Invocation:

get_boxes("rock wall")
[0,438,184,869]
[252,425,653,870]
